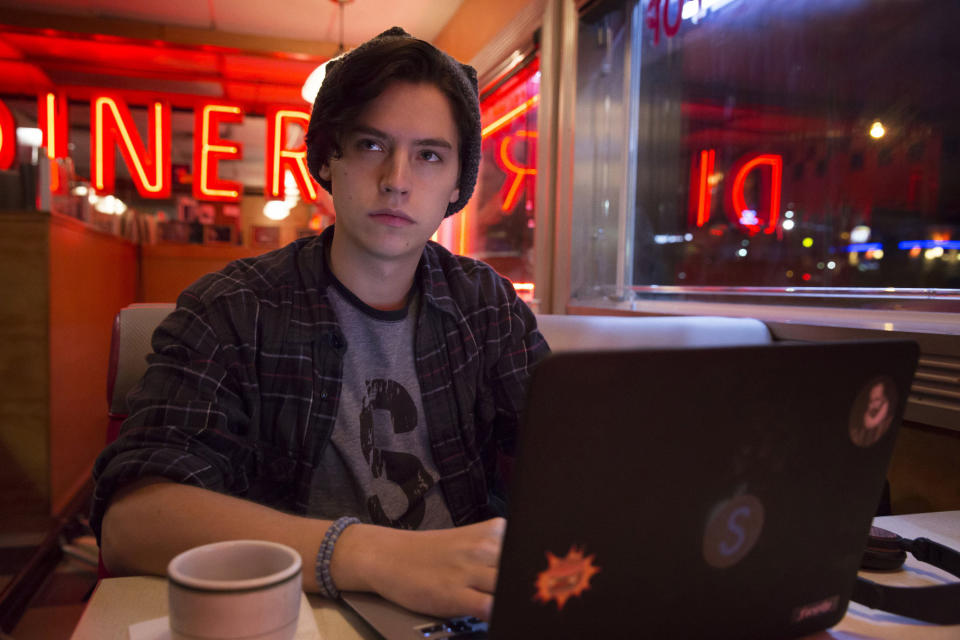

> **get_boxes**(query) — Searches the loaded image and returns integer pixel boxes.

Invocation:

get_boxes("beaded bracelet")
[315,516,361,599]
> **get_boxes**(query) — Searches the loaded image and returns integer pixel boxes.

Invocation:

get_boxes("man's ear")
[448,187,460,204]
[318,163,331,182]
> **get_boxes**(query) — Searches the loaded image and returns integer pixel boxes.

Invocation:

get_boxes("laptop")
[343,339,919,639]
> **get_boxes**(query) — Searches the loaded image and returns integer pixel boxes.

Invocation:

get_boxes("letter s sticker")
[703,494,765,569]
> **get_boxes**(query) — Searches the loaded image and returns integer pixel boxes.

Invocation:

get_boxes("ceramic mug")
[167,540,302,640]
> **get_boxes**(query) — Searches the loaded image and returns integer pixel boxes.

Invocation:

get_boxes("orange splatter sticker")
[533,546,601,610]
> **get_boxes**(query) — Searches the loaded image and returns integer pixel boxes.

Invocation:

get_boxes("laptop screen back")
[490,340,918,639]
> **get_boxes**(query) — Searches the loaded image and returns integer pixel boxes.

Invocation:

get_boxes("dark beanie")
[305,27,481,217]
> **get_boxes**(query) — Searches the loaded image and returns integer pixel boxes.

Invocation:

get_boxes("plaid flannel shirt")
[90,225,549,541]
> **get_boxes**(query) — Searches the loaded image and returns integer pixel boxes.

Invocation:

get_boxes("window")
[571,0,960,307]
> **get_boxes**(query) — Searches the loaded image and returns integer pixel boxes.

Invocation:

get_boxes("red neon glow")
[266,106,317,202]
[50,158,62,194]
[729,153,782,235]
[691,149,716,227]
[458,207,469,256]
[481,95,539,139]
[497,130,538,212]
[92,95,171,198]
[38,92,69,160]
[472,87,540,258]
[193,102,244,202]
[0,99,15,171]
[512,282,535,293]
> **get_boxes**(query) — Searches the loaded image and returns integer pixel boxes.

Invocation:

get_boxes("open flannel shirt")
[90,225,550,541]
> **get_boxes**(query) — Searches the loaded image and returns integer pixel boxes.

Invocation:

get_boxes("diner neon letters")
[690,149,716,228]
[92,95,172,198]
[64,95,320,203]
[496,130,538,212]
[39,93,69,160]
[729,154,782,234]
[39,92,70,193]
[0,98,15,170]
[690,150,783,235]
[266,106,317,202]
[647,0,691,45]
[194,102,244,202]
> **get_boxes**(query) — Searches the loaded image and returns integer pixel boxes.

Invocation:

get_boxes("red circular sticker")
[849,377,897,448]
[702,494,765,569]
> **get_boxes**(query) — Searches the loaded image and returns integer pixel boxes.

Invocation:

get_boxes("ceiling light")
[870,121,885,139]
[302,0,353,104]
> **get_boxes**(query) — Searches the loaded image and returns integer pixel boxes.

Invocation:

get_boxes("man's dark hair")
[305,27,481,217]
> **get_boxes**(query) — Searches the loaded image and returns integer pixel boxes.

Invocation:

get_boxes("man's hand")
[332,518,506,621]
[103,481,506,621]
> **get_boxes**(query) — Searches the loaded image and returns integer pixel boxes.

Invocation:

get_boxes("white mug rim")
[168,540,302,592]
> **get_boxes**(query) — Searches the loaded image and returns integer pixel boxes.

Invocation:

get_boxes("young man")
[91,28,548,621]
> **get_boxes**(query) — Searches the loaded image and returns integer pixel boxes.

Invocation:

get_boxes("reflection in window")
[446,58,539,301]
[573,0,960,299]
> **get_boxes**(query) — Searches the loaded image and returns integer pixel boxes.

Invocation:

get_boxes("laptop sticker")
[702,493,765,569]
[792,595,840,624]
[848,377,897,447]
[533,545,601,610]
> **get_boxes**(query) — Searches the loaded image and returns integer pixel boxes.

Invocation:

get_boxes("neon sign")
[690,149,716,228]
[193,102,243,202]
[646,0,686,45]
[729,154,782,235]
[689,150,783,234]
[482,95,539,139]
[0,98,15,171]
[92,95,171,198]
[24,91,323,203]
[266,106,317,202]
[496,130,537,212]
[648,0,707,45]
[39,92,68,160]
[39,92,69,193]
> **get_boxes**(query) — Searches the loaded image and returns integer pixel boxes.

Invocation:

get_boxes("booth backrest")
[535,314,773,352]
[105,308,771,437]
[106,303,176,442]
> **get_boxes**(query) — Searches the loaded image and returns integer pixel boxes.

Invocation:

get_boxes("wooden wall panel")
[48,214,137,515]
[0,213,50,516]
[140,244,266,303]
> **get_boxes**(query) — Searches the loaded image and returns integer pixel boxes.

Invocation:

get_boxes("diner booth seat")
[105,308,775,425]
[107,303,178,444]
[100,303,176,578]
[107,309,774,425]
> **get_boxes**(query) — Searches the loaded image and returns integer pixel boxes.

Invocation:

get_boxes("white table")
[70,511,960,639]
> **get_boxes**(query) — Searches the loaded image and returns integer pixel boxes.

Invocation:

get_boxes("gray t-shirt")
[309,281,454,530]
